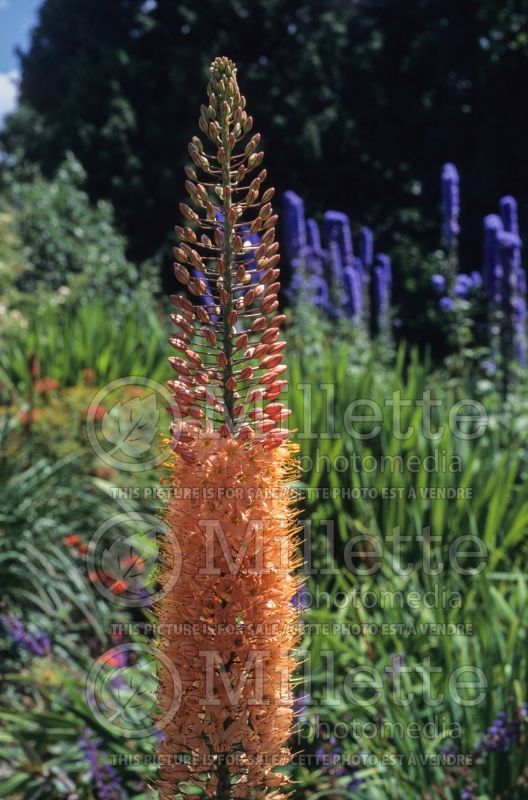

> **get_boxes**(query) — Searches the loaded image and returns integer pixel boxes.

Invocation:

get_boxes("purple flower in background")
[283,192,328,306]
[283,190,307,265]
[359,226,374,270]
[499,195,519,236]
[439,296,454,311]
[293,689,311,724]
[470,270,482,288]
[478,710,518,754]
[431,273,446,293]
[326,240,347,317]
[305,220,325,283]
[291,587,311,610]
[499,196,522,276]
[518,266,527,296]
[79,729,126,800]
[315,736,364,791]
[316,737,345,777]
[1,613,50,657]
[323,210,354,267]
[441,162,460,246]
[343,261,364,321]
[311,274,331,312]
[372,253,392,331]
[483,214,504,304]
[482,359,497,376]
[346,775,365,792]
[455,273,474,298]
[440,743,460,760]
[324,211,367,322]
[306,217,323,257]
[498,231,527,366]
[461,782,478,800]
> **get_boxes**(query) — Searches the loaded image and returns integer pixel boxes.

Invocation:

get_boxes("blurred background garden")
[1,1,528,798]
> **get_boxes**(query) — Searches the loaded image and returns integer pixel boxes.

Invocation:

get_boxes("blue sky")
[0,0,43,122]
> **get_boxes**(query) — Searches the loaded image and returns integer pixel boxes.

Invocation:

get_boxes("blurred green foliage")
[2,154,143,300]
[0,423,158,799]
[0,308,527,798]
[0,294,170,394]
[286,327,528,798]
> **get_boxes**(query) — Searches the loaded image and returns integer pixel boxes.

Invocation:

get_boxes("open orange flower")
[155,58,302,800]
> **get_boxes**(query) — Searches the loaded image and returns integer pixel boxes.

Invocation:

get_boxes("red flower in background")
[107,579,128,595]
[17,409,42,427]
[99,650,127,668]
[34,378,60,395]
[85,405,105,422]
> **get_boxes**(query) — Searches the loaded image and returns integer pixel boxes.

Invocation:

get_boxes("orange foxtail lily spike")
[155,57,302,800]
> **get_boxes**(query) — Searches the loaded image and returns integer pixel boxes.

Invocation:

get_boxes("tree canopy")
[3,0,528,264]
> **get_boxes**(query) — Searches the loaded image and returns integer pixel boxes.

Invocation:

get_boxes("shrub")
[4,154,139,302]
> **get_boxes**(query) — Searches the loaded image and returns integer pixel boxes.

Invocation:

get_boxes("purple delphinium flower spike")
[359,226,374,270]
[373,254,392,331]
[343,262,363,321]
[499,196,522,277]
[439,296,454,311]
[512,295,527,365]
[324,210,366,320]
[283,190,307,266]
[455,273,474,299]
[478,710,518,754]
[498,231,527,367]
[284,192,328,307]
[79,729,126,800]
[431,273,446,293]
[483,214,504,304]
[323,210,354,267]
[326,240,347,317]
[470,270,482,288]
[1,613,50,657]
[499,195,519,236]
[306,217,323,258]
[305,217,325,282]
[312,275,331,313]
[441,162,460,246]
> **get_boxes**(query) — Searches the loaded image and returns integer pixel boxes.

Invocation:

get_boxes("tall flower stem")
[155,57,302,800]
